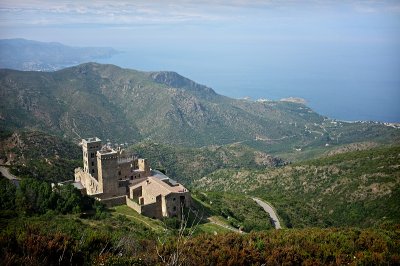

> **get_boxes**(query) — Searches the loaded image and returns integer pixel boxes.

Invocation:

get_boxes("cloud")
[0,0,229,27]
[1,0,399,28]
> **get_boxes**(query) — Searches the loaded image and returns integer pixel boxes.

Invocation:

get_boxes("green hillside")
[0,130,81,182]
[1,63,398,156]
[195,146,400,228]
[1,208,399,265]
[130,141,285,185]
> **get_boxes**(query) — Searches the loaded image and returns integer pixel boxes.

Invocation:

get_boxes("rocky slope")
[0,131,81,182]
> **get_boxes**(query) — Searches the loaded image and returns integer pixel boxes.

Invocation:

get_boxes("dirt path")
[252,198,282,229]
[207,216,243,233]
[121,213,163,231]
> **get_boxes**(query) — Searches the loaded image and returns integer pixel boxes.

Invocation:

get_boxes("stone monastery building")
[74,137,191,219]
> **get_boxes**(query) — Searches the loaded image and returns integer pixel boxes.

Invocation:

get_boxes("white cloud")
[0,0,229,27]
[0,0,399,28]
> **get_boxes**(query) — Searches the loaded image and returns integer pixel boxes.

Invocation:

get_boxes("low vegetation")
[0,130,81,182]
[1,211,399,265]
[0,125,399,264]
[131,141,284,185]
[1,63,399,152]
[195,146,400,228]
[0,177,98,216]
[193,191,273,232]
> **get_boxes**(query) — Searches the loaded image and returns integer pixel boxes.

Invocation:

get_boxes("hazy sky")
[1,0,400,121]
[1,1,399,47]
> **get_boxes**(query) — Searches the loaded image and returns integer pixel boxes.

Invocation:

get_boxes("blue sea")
[98,48,400,123]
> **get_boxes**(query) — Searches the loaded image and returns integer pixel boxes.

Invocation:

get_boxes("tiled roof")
[133,171,188,197]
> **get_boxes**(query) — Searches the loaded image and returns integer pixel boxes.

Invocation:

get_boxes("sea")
[98,48,400,123]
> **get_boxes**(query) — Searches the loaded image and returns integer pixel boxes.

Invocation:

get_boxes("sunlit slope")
[0,62,398,153]
[195,146,400,228]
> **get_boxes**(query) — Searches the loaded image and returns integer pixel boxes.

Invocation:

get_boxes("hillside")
[130,141,285,185]
[0,130,81,182]
[1,207,399,265]
[194,146,400,228]
[1,173,399,264]
[0,38,118,71]
[0,129,284,185]
[0,62,399,157]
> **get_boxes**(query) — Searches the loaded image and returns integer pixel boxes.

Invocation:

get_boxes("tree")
[0,178,16,210]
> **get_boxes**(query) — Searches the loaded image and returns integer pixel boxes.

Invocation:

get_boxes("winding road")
[0,166,19,180]
[252,197,282,229]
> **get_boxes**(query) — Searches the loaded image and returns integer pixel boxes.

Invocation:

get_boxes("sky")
[0,0,400,122]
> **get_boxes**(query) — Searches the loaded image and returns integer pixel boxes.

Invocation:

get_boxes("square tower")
[97,148,119,196]
[82,137,102,180]
[138,158,150,176]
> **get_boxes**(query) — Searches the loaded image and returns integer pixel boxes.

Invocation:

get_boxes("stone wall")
[164,192,191,218]
[99,195,127,207]
[126,196,142,213]
[74,168,102,195]
[141,197,163,219]
[118,161,133,180]
[97,151,119,196]
[126,195,163,219]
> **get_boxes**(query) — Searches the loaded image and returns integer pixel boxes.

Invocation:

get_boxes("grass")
[195,222,232,235]
[110,205,165,232]
[192,191,273,232]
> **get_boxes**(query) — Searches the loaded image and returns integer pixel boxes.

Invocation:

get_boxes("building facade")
[74,137,191,219]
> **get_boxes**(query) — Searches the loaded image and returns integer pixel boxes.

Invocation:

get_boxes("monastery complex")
[74,137,191,219]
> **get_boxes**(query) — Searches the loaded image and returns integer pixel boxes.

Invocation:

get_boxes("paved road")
[252,198,282,229]
[0,166,20,186]
[0,166,19,180]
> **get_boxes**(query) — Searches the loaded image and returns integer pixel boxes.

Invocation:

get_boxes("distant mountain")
[0,62,399,157]
[0,38,118,71]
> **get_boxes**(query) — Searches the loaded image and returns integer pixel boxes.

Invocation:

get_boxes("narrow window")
[91,169,95,174]
[91,161,94,166]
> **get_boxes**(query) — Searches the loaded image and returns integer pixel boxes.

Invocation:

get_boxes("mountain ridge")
[1,62,399,156]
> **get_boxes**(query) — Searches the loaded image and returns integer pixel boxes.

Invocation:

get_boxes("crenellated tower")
[97,148,119,196]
